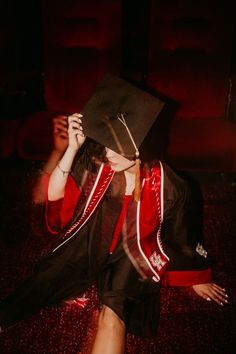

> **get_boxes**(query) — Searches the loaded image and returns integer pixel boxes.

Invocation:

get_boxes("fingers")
[68,113,83,124]
[53,113,84,136]
[209,288,229,306]
[67,113,86,151]
[203,284,229,306]
[68,113,85,137]
[68,121,83,132]
[192,283,229,307]
[211,283,227,294]
[68,123,84,138]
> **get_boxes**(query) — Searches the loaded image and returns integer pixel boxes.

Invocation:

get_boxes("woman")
[0,110,228,354]
[1,69,229,351]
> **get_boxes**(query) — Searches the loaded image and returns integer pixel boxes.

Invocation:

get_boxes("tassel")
[134,157,141,202]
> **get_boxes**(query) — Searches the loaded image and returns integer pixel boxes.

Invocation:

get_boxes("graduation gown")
[0,161,211,337]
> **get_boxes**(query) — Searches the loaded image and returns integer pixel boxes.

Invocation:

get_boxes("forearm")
[48,146,78,201]
[43,149,65,174]
[32,150,65,204]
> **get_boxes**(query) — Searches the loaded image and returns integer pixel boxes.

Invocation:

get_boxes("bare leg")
[90,305,125,354]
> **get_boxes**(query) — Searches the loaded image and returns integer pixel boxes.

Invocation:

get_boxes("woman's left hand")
[192,283,229,306]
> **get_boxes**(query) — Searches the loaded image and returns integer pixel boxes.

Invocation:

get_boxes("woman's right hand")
[68,113,86,152]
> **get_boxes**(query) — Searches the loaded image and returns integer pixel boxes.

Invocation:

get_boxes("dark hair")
[72,137,106,174]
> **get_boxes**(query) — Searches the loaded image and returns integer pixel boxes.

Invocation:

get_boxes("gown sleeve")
[44,174,81,235]
[161,163,212,286]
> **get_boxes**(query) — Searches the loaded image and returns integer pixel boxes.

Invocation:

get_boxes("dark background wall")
[0,0,235,117]
[0,0,236,171]
[0,0,43,117]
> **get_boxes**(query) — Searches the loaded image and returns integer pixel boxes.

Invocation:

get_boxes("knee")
[98,306,125,332]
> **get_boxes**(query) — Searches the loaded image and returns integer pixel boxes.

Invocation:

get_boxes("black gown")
[0,163,209,337]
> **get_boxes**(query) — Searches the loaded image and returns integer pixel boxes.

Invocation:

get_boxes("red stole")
[121,162,169,282]
[52,162,169,283]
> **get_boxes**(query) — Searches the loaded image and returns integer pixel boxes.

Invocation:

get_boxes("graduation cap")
[81,73,165,200]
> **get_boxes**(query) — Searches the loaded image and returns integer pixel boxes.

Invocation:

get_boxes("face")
[105,148,135,172]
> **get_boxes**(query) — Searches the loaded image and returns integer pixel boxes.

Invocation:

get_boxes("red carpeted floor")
[0,158,236,354]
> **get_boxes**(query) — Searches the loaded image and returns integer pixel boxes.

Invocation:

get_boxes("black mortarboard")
[81,74,165,161]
